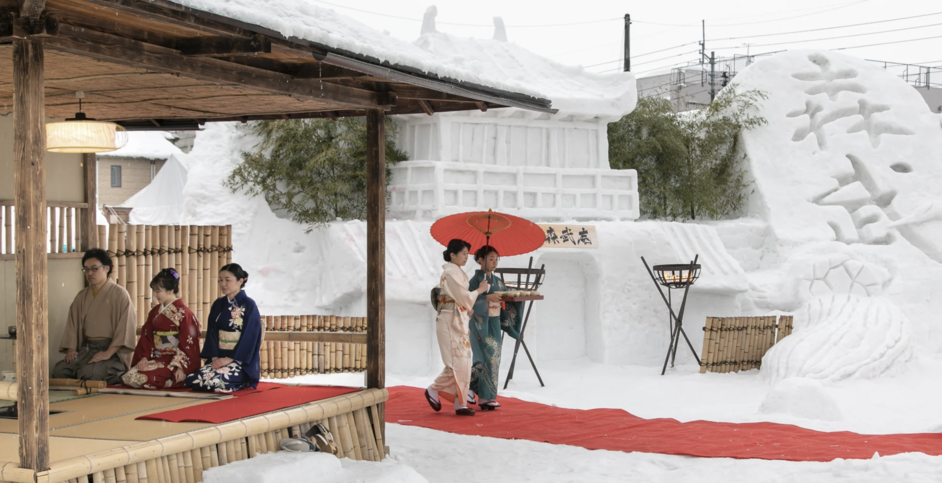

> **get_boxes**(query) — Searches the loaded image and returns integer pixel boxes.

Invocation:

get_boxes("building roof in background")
[98,131,183,160]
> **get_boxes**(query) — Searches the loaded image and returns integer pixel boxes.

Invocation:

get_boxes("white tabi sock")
[426,387,439,404]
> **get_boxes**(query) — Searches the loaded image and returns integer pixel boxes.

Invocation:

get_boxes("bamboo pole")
[98,225,108,253]
[182,451,194,483]
[188,226,199,322]
[123,465,136,483]
[145,460,159,483]
[741,317,753,371]
[208,445,219,469]
[369,405,385,460]
[699,317,713,374]
[3,205,11,255]
[144,226,154,310]
[226,225,232,264]
[117,224,127,288]
[190,449,202,483]
[50,205,58,254]
[344,412,363,460]
[202,227,212,319]
[216,443,227,467]
[165,454,180,483]
[159,226,168,273]
[125,226,139,321]
[210,226,220,301]
[199,447,211,472]
[137,226,146,320]
[353,409,376,462]
[66,207,74,252]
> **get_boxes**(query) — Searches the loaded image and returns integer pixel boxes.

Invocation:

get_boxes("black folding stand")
[641,255,702,375]
[494,257,546,389]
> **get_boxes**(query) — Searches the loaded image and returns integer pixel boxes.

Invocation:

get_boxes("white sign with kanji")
[538,224,597,249]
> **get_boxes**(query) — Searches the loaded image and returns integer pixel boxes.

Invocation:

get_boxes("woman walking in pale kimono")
[122,268,201,389]
[425,239,490,416]
[186,263,262,393]
[468,245,523,410]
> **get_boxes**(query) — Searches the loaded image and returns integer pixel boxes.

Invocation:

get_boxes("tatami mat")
[0,433,138,464]
[0,394,215,441]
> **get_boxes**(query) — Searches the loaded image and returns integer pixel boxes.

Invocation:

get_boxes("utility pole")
[623,14,631,72]
[699,20,705,65]
[709,51,716,101]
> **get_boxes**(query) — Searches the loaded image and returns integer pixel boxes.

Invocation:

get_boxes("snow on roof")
[413,30,636,118]
[98,131,183,159]
[165,0,605,108]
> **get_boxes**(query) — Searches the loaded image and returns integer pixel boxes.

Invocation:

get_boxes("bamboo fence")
[699,315,794,374]
[96,225,232,327]
[259,315,368,379]
[19,388,389,483]
[0,201,94,257]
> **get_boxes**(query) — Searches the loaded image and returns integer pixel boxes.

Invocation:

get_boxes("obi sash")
[218,330,241,351]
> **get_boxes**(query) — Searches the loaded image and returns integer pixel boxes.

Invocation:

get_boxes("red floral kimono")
[121,299,201,389]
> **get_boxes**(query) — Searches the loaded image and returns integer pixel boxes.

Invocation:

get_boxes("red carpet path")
[137,383,359,424]
[386,386,942,462]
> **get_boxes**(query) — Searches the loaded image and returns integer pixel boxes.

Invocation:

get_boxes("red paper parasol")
[430,210,545,257]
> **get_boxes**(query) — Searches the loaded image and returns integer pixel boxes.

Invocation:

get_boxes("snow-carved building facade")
[388,9,640,221]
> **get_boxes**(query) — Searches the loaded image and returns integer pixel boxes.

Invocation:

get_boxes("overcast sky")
[311,0,942,78]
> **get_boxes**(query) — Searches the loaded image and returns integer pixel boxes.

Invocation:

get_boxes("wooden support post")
[82,153,98,250]
[13,37,49,472]
[365,109,386,442]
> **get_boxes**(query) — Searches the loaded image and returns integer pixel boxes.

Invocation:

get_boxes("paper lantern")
[45,91,128,154]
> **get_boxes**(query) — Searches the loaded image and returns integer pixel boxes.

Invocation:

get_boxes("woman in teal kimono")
[467,245,523,410]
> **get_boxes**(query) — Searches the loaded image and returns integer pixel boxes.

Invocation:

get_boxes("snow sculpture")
[735,51,942,254]
[761,295,912,383]
[757,378,843,421]
[389,8,639,221]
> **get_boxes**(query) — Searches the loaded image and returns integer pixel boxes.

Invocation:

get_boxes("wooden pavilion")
[0,1,554,481]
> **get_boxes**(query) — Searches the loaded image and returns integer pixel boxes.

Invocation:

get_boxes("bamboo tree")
[227,118,408,227]
[609,85,767,220]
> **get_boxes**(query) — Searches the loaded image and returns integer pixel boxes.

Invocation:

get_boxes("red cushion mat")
[387,386,942,462]
[136,383,360,423]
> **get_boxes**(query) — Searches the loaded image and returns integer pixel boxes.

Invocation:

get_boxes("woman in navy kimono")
[186,263,262,393]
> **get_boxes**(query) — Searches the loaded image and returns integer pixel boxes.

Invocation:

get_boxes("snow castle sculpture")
[388,9,640,221]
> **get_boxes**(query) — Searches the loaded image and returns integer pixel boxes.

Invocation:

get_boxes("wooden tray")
[501,295,544,302]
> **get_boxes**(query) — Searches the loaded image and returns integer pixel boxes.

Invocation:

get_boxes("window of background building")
[110,165,122,188]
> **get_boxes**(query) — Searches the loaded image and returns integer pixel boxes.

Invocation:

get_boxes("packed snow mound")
[98,131,182,160]
[166,0,547,101]
[202,452,427,483]
[757,378,843,421]
[413,31,635,119]
[762,295,912,384]
[734,50,942,260]
[126,154,188,224]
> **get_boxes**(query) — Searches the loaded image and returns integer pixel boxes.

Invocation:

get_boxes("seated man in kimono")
[52,249,138,384]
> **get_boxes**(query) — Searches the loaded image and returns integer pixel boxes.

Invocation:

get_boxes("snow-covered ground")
[204,358,942,482]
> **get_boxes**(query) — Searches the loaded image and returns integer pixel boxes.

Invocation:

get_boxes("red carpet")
[137,383,360,423]
[386,386,942,462]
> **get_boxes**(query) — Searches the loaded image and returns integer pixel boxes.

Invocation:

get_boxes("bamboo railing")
[0,201,95,258]
[260,315,368,379]
[96,224,232,327]
[699,315,794,374]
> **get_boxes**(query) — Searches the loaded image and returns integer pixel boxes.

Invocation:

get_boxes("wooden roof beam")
[177,34,271,57]
[475,102,488,112]
[44,24,395,110]
[79,0,255,38]
[1,12,56,41]
[417,99,434,116]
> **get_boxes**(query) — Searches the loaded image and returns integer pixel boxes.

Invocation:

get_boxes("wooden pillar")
[365,109,385,445]
[81,153,98,250]
[13,38,50,472]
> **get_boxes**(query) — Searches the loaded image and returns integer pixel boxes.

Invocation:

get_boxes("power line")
[586,50,700,70]
[634,42,701,59]
[632,0,866,27]
[311,0,620,28]
[744,33,942,58]
[711,20,942,50]
[706,10,942,42]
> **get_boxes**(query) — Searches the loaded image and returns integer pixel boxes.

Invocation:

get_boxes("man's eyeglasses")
[81,265,104,273]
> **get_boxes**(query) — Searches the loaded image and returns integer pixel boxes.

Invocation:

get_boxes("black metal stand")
[496,258,546,389]
[641,256,702,375]
[503,298,544,389]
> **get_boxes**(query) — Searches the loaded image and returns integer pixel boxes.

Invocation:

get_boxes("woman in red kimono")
[121,268,201,389]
